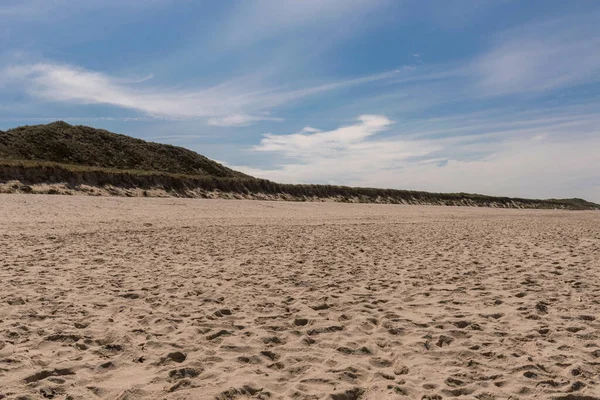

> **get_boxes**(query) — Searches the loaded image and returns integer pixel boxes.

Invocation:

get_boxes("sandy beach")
[1,194,599,399]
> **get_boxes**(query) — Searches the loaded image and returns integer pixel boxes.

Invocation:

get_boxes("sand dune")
[1,195,599,399]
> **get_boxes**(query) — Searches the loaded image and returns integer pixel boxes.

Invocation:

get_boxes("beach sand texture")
[1,195,599,399]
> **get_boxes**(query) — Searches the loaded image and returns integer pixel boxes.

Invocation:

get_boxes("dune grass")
[2,159,598,210]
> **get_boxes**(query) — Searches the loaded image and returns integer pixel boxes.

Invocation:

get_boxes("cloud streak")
[254,115,394,155]
[2,63,399,126]
[220,0,390,49]
[473,13,600,96]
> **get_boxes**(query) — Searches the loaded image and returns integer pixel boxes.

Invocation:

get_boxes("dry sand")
[1,194,599,400]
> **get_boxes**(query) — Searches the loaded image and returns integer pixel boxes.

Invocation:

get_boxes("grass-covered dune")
[0,121,248,178]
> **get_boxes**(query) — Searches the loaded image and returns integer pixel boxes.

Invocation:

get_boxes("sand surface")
[1,195,599,400]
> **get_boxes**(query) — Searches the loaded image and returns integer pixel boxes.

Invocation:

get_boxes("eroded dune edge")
[1,195,599,399]
[1,172,599,210]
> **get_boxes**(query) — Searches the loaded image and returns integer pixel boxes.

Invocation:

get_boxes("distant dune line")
[1,160,598,210]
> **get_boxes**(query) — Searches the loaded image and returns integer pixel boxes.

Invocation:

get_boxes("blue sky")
[1,0,599,202]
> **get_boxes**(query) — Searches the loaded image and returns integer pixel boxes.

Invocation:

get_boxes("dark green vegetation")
[0,121,248,178]
[1,122,598,210]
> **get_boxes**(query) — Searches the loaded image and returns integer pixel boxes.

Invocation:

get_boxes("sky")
[1,0,599,202]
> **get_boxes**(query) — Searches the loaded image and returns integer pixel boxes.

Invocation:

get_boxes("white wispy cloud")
[220,0,389,49]
[1,62,399,126]
[356,12,600,111]
[254,115,396,155]
[473,13,600,95]
[207,114,284,127]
